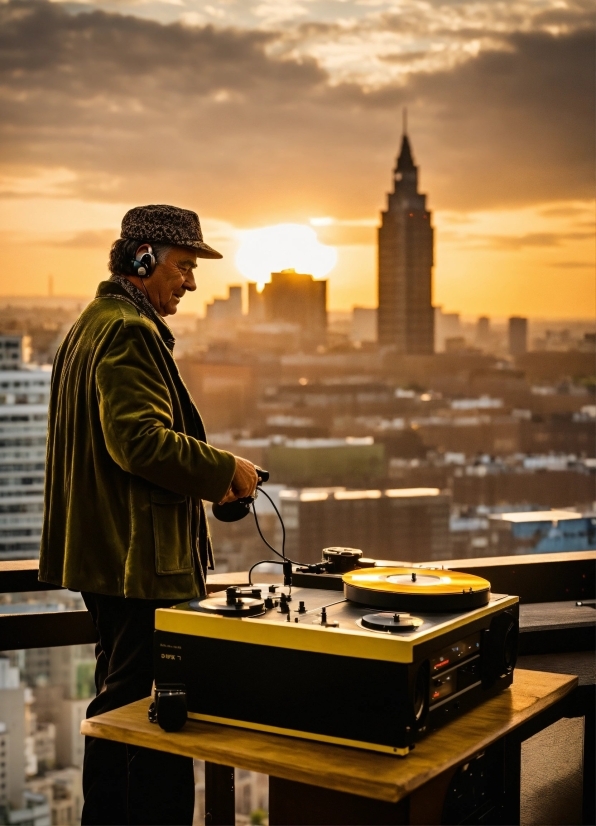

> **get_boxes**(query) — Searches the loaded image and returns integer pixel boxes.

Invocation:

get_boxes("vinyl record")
[343,567,491,612]
[189,596,265,617]
[359,612,424,633]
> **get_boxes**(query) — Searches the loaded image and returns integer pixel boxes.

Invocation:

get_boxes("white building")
[0,658,51,826]
[0,657,26,810]
[0,336,51,560]
[0,337,31,371]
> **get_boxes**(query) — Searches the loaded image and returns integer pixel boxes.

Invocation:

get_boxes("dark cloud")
[0,0,593,220]
[379,51,429,64]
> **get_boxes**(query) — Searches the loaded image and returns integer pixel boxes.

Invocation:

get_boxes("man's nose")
[184,272,197,292]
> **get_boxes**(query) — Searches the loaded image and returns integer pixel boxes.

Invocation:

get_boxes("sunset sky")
[0,0,593,318]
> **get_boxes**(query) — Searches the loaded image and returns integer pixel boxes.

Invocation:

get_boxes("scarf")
[108,274,175,351]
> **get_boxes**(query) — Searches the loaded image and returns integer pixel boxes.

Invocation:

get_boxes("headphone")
[132,246,156,278]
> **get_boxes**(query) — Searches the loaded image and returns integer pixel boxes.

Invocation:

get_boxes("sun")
[235,223,337,286]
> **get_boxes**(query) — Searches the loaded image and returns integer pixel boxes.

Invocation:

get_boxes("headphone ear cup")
[132,251,156,278]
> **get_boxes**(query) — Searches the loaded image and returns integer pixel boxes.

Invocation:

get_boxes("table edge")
[81,669,578,803]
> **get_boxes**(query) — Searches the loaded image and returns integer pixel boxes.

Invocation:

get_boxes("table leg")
[269,776,408,826]
[204,762,235,826]
[581,687,595,826]
[502,735,522,826]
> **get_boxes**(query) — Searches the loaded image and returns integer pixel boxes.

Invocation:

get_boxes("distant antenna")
[403,107,408,135]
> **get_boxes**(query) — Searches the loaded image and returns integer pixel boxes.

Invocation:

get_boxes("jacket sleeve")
[95,320,236,502]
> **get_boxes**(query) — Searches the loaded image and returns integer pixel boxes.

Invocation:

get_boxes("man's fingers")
[231,455,259,499]
[218,488,237,505]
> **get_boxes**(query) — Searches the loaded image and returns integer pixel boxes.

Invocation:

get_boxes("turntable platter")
[343,566,491,612]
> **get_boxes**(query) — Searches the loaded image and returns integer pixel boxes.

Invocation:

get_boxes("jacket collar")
[96,278,176,351]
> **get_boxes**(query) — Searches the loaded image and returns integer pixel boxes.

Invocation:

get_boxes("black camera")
[148,685,188,732]
[211,467,269,523]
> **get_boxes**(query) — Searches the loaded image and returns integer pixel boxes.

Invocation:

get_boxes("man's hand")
[218,456,259,504]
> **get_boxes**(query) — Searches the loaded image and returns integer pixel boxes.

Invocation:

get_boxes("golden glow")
[234,223,337,286]
[0,197,592,319]
[433,202,595,318]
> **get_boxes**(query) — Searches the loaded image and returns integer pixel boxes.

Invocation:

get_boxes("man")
[39,204,258,825]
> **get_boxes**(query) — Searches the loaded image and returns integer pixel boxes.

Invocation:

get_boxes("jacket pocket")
[150,490,194,575]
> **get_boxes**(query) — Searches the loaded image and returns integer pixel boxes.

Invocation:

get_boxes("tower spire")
[394,107,415,175]
[396,128,415,173]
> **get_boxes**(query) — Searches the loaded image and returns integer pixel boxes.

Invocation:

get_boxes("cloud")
[44,229,117,248]
[379,51,430,64]
[540,206,593,218]
[473,231,594,250]
[548,261,594,269]
[0,0,593,222]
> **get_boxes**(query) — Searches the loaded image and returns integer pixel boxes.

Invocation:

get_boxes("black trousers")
[81,593,195,826]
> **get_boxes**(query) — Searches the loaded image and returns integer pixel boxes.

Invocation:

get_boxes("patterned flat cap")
[121,204,222,259]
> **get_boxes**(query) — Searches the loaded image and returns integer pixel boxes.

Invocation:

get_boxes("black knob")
[265,597,274,610]
[298,601,306,613]
[269,585,277,594]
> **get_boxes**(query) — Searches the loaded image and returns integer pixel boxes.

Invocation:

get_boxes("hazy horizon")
[0,0,593,318]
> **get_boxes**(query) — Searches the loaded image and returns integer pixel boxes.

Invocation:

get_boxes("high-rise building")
[261,269,327,346]
[351,307,377,343]
[247,283,265,322]
[280,487,450,563]
[476,316,491,350]
[508,316,528,356]
[0,336,30,370]
[0,657,24,810]
[378,124,434,353]
[434,307,461,353]
[205,285,243,322]
[0,337,51,560]
[0,658,52,825]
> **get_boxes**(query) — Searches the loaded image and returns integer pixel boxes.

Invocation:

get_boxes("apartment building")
[0,337,51,560]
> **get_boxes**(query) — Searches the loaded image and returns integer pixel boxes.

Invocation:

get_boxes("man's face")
[138,245,198,316]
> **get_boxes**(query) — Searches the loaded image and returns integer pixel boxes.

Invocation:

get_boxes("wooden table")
[82,669,578,825]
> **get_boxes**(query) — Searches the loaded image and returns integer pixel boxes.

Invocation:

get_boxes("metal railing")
[1,550,595,650]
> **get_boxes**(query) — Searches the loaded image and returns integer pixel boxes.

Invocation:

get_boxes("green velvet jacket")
[39,280,236,600]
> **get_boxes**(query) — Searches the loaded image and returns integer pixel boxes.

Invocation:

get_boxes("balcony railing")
[2,551,594,651]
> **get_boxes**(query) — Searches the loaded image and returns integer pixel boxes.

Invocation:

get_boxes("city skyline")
[0,0,593,318]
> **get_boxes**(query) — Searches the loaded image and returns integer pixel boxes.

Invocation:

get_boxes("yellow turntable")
[343,566,491,611]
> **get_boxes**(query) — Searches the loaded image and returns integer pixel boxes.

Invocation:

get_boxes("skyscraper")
[508,316,528,356]
[378,122,434,353]
[0,336,51,560]
[262,268,327,346]
[476,316,491,350]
